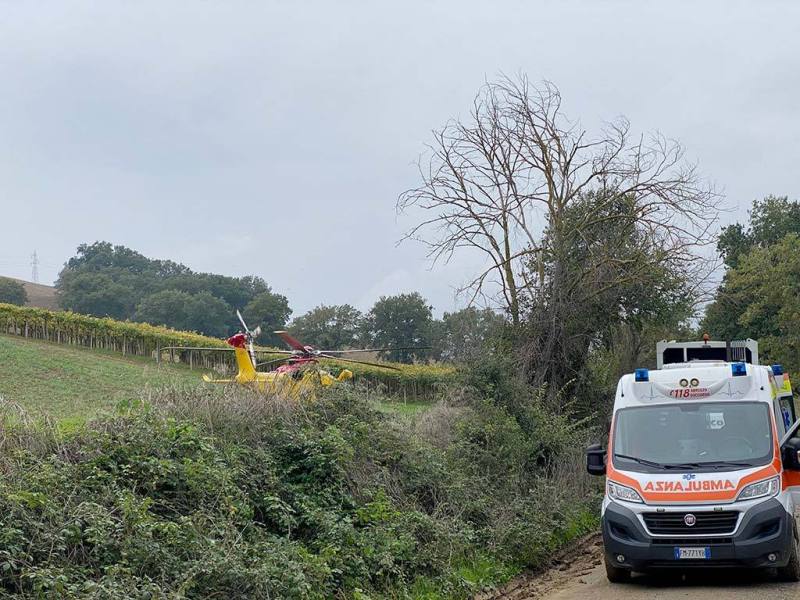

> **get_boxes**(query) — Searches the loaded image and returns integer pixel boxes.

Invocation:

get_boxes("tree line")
[55,242,291,339]
[51,242,505,363]
[702,195,800,368]
[291,296,505,363]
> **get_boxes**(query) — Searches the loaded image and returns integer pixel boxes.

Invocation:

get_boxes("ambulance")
[586,338,800,582]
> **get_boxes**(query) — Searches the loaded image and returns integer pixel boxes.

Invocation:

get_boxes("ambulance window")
[777,395,796,431]
[612,401,773,472]
[774,399,787,437]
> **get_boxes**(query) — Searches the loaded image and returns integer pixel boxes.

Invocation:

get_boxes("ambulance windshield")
[612,401,773,472]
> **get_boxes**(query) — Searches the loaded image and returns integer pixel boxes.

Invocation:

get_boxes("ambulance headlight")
[607,481,644,504]
[736,477,780,502]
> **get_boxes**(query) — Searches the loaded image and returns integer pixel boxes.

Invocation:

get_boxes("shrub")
[0,278,27,306]
[0,381,599,599]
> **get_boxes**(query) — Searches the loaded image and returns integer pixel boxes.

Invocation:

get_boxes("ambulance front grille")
[642,511,739,535]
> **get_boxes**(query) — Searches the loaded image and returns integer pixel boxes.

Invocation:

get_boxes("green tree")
[520,191,696,399]
[431,307,506,362]
[134,289,194,331]
[704,235,800,368]
[289,304,363,349]
[134,290,231,337]
[58,272,136,319]
[717,195,800,268]
[717,223,751,270]
[0,277,28,306]
[364,293,433,363]
[705,195,800,340]
[242,290,292,343]
[183,291,233,338]
[56,242,287,332]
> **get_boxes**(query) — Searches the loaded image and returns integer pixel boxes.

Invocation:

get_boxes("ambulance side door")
[780,419,800,525]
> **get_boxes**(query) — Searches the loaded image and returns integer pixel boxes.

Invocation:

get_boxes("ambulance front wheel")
[777,528,800,582]
[604,556,631,583]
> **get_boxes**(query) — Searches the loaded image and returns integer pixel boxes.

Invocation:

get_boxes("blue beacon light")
[731,362,747,377]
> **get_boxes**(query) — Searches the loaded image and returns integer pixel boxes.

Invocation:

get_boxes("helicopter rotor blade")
[320,347,431,354]
[236,309,251,334]
[161,346,236,352]
[159,346,295,355]
[318,353,402,371]
[274,330,308,352]
[256,357,291,369]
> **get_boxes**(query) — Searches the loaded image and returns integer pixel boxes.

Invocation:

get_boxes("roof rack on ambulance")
[656,335,759,369]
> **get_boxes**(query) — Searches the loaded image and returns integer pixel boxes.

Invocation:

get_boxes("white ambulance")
[587,338,800,582]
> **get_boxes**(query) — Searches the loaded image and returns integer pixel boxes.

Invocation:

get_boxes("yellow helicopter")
[193,311,406,397]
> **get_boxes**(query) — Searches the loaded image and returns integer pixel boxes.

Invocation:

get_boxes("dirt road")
[480,533,800,600]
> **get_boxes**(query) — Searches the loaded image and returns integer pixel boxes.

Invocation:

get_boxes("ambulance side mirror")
[781,437,800,471]
[586,444,606,476]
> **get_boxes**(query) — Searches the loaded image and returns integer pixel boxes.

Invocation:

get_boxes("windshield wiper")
[616,454,756,471]
[691,460,753,469]
[614,455,714,471]
[614,454,673,469]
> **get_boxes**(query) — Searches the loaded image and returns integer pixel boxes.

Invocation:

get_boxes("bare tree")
[399,76,721,393]
[397,82,537,325]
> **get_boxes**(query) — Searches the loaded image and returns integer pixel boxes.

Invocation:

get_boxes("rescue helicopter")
[188,311,417,397]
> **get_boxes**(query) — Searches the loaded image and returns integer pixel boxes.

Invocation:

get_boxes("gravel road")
[480,533,800,600]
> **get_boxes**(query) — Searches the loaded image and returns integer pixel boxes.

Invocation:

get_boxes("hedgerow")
[0,382,599,599]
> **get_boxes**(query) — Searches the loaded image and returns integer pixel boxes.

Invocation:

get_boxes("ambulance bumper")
[602,498,794,571]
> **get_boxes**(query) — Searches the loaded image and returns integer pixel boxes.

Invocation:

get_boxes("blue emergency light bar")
[634,368,649,382]
[772,364,784,376]
[731,362,747,377]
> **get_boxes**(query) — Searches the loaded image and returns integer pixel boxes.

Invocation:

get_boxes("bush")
[0,382,599,599]
[0,278,27,306]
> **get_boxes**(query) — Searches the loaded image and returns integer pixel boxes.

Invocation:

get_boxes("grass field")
[0,334,201,422]
[0,334,431,423]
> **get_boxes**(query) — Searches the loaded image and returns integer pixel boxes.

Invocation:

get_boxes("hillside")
[0,334,431,424]
[0,346,597,599]
[0,334,201,422]
[3,276,59,310]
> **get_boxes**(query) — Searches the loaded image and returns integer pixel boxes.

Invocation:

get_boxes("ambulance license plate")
[674,547,710,559]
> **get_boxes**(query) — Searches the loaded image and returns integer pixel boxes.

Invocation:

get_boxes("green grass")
[0,334,201,421]
[376,398,433,417]
[0,334,437,425]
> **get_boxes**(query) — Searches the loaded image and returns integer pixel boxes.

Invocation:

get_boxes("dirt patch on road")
[477,532,603,600]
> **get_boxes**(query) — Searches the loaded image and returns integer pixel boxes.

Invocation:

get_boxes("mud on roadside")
[475,532,603,600]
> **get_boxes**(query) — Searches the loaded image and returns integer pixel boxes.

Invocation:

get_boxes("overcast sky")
[1,1,798,317]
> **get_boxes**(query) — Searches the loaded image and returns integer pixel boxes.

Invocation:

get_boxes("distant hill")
[4,277,59,311]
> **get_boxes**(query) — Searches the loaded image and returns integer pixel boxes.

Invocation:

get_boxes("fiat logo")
[684,514,697,527]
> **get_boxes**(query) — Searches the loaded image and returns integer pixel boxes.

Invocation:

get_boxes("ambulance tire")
[778,528,800,582]
[604,558,631,583]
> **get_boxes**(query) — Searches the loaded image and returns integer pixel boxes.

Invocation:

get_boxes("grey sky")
[1,1,798,317]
